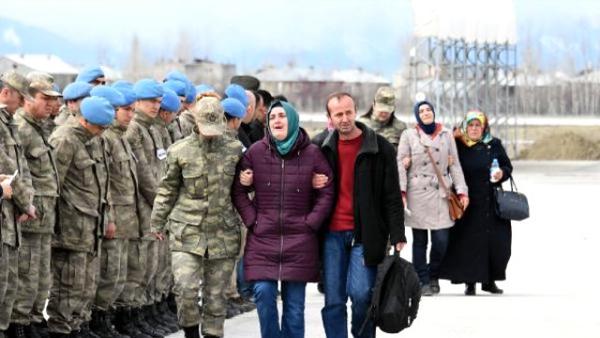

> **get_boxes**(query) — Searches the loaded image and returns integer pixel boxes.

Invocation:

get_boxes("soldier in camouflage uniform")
[151,97,242,338]
[46,96,114,338]
[358,86,407,149]
[125,79,167,338]
[54,82,93,127]
[100,82,153,338]
[11,74,61,338]
[0,71,36,338]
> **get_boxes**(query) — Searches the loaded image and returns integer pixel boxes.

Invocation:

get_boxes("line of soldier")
[0,67,272,338]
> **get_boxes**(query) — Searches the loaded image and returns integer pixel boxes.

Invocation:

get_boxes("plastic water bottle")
[490,158,500,182]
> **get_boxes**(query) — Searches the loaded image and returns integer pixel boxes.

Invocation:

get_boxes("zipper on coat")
[278,159,285,280]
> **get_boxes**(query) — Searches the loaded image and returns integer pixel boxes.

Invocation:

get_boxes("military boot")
[158,299,178,323]
[80,322,101,338]
[0,330,5,338]
[26,324,43,338]
[31,321,50,338]
[49,332,70,338]
[7,323,28,338]
[141,305,169,335]
[131,308,164,338]
[151,303,178,333]
[113,308,150,338]
[166,293,177,315]
[182,325,199,338]
[102,310,129,338]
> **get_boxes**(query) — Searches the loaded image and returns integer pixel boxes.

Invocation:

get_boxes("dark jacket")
[248,120,265,144]
[321,121,406,266]
[232,128,335,282]
[238,123,253,148]
[311,128,331,147]
[440,137,513,283]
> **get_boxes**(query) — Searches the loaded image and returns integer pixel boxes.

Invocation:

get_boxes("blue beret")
[224,84,248,107]
[164,70,189,83]
[185,83,197,104]
[163,80,187,97]
[76,66,105,83]
[196,84,215,95]
[81,96,115,126]
[111,81,136,106]
[90,85,126,107]
[160,89,181,113]
[221,98,246,119]
[134,79,164,100]
[62,82,93,101]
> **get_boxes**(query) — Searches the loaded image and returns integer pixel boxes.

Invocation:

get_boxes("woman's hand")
[448,155,454,166]
[240,169,254,186]
[402,156,411,169]
[312,173,329,189]
[460,195,470,210]
[492,169,503,182]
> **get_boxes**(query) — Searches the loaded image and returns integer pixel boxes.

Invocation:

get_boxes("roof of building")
[255,65,390,84]
[3,54,79,74]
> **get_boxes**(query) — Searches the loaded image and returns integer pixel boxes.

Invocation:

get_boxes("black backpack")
[360,254,421,334]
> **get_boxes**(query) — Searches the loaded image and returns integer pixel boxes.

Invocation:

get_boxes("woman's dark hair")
[273,94,288,103]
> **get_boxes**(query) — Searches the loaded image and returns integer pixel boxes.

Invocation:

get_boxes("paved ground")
[168,161,600,337]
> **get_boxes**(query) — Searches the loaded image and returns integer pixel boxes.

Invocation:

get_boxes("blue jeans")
[253,280,306,338]
[236,258,254,299]
[412,228,450,285]
[321,231,377,338]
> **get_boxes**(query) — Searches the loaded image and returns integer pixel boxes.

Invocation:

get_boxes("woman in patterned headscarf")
[440,111,514,296]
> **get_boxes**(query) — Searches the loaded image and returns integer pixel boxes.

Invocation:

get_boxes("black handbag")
[494,176,529,221]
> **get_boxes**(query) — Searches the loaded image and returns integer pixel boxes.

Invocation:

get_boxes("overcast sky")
[2,0,600,75]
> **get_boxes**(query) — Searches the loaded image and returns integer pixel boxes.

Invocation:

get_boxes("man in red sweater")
[319,92,406,338]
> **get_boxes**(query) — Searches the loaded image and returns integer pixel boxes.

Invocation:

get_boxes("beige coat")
[397,126,468,230]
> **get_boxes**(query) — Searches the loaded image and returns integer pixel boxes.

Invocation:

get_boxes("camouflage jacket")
[151,131,243,259]
[15,110,60,234]
[125,111,166,239]
[168,110,195,143]
[0,108,34,247]
[54,105,78,127]
[154,118,173,178]
[358,115,407,148]
[50,123,111,253]
[103,125,145,239]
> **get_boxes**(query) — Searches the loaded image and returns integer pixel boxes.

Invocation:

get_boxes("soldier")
[46,96,114,338]
[146,88,181,334]
[358,86,407,149]
[0,71,36,338]
[164,71,196,142]
[11,73,61,338]
[163,80,186,143]
[151,97,242,338]
[76,66,106,87]
[124,79,167,338]
[54,82,93,127]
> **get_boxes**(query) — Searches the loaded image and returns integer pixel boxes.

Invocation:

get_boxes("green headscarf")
[267,100,300,156]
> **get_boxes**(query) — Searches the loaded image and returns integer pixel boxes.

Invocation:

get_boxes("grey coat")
[397,126,468,230]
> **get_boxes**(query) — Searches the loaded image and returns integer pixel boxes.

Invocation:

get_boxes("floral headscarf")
[460,110,492,147]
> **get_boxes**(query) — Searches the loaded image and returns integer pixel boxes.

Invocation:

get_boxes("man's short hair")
[325,92,356,115]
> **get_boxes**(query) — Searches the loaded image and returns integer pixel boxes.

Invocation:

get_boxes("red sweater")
[329,134,363,232]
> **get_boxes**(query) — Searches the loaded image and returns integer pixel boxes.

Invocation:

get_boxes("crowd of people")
[0,67,514,338]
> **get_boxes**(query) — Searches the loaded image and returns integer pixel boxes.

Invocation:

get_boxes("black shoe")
[239,298,256,313]
[90,311,113,338]
[49,332,70,338]
[8,324,28,338]
[225,301,242,319]
[317,282,324,294]
[113,308,151,338]
[131,308,164,338]
[32,321,50,338]
[482,282,503,294]
[430,279,440,294]
[166,293,178,315]
[465,283,476,296]
[158,300,178,323]
[80,322,101,338]
[150,303,178,333]
[141,306,170,335]
[69,330,87,338]
[182,325,200,338]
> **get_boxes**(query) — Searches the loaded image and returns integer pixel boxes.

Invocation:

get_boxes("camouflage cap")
[27,71,61,97]
[0,71,32,100]
[373,86,396,113]
[192,96,225,137]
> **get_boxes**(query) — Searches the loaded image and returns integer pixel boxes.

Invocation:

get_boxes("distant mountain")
[0,17,99,67]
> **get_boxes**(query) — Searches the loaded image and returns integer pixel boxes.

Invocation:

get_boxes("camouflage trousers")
[11,233,52,325]
[0,243,18,330]
[224,226,246,299]
[172,251,234,337]
[154,239,172,301]
[139,239,158,306]
[47,249,100,334]
[94,239,128,311]
[114,239,146,308]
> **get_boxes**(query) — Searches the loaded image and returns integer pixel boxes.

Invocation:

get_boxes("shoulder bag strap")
[425,146,451,196]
